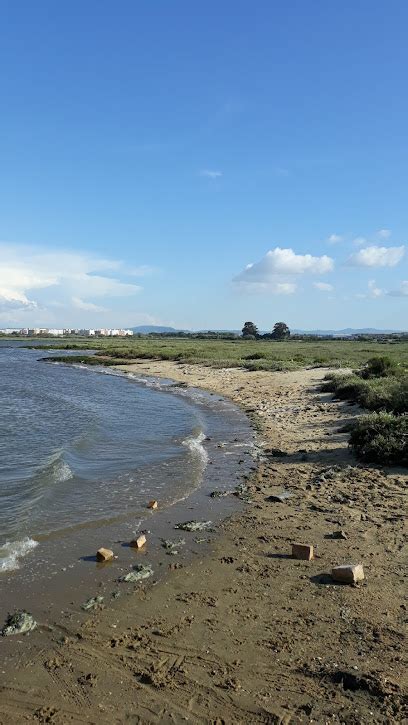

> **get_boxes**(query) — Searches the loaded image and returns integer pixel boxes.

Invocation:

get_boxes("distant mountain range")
[131,325,404,335]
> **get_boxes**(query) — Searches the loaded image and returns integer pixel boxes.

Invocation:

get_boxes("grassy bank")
[323,357,407,465]
[38,337,408,371]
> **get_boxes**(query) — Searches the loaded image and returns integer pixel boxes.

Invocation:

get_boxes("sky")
[0,0,407,331]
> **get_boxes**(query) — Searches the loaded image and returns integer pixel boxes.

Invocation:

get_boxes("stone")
[96,548,114,562]
[292,543,314,561]
[174,520,213,532]
[331,530,348,540]
[130,534,146,549]
[267,491,292,503]
[1,610,37,636]
[119,563,153,583]
[81,596,104,611]
[147,500,158,510]
[331,564,364,584]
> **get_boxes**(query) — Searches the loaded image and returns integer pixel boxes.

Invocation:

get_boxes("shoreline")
[0,361,255,650]
[0,362,407,723]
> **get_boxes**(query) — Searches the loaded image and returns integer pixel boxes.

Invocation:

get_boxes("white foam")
[182,429,209,468]
[0,537,39,573]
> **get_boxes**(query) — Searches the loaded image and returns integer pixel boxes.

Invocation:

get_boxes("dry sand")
[0,362,407,724]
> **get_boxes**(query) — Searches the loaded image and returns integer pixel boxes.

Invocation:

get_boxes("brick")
[96,547,114,562]
[130,534,146,549]
[147,500,158,510]
[292,543,314,560]
[331,564,364,584]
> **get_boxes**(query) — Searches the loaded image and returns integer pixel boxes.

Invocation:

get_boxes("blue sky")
[0,1,407,330]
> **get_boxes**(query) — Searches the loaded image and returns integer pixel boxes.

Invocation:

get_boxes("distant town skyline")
[1,3,407,330]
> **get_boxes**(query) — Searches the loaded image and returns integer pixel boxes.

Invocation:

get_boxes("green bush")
[349,412,408,465]
[359,356,397,379]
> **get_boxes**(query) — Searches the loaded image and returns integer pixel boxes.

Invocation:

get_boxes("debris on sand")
[160,538,185,555]
[174,520,213,532]
[265,448,288,457]
[130,534,147,549]
[267,491,293,503]
[81,596,104,611]
[119,563,153,583]
[147,500,158,510]
[96,547,114,562]
[330,530,348,540]
[1,610,37,636]
[331,564,364,584]
[209,490,230,498]
[292,543,314,560]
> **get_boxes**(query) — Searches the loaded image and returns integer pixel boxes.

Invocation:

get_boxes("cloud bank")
[233,247,334,294]
[348,245,405,268]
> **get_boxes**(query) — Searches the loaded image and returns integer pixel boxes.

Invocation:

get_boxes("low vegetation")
[323,356,407,466]
[37,338,408,372]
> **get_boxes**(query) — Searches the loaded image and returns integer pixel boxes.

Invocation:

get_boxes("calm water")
[0,343,253,574]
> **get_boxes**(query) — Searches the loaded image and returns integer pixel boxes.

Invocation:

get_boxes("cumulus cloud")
[233,247,333,294]
[347,245,405,267]
[313,282,334,292]
[199,169,222,179]
[328,234,342,245]
[0,243,143,320]
[377,228,391,239]
[387,281,408,297]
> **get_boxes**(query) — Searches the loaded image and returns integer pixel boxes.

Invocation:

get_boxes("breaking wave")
[0,537,38,573]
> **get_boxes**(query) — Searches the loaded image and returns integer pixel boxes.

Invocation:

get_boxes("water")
[0,343,254,575]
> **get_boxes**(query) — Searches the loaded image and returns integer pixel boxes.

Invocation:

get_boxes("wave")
[38,450,74,485]
[0,537,38,573]
[182,429,209,468]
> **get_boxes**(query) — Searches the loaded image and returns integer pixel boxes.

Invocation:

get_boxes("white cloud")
[199,169,222,179]
[347,245,405,267]
[313,282,334,292]
[72,297,108,312]
[0,243,143,322]
[368,280,384,298]
[328,234,342,245]
[233,247,333,294]
[387,281,408,297]
[377,228,391,239]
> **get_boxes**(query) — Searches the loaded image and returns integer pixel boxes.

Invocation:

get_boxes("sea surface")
[0,342,254,577]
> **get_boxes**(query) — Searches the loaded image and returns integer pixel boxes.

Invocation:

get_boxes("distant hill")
[131,325,185,334]
[292,328,403,336]
[130,325,404,336]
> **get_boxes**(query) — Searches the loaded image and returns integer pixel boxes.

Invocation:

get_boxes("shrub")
[359,356,397,379]
[349,412,408,465]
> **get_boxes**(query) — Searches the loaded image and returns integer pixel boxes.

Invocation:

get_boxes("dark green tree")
[271,322,290,340]
[242,321,259,338]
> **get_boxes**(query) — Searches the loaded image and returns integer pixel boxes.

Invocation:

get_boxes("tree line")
[242,321,290,340]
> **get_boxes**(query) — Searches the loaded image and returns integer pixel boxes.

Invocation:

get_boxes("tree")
[242,321,259,338]
[271,322,290,340]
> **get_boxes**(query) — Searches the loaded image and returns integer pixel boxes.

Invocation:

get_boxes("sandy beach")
[0,362,406,724]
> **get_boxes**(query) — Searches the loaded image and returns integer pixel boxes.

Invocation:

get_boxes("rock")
[130,534,146,549]
[81,596,104,611]
[331,530,348,540]
[292,543,314,561]
[160,538,185,555]
[147,500,158,510]
[96,547,114,562]
[265,448,288,457]
[331,564,364,584]
[1,610,37,636]
[119,563,153,583]
[174,520,213,532]
[267,491,292,503]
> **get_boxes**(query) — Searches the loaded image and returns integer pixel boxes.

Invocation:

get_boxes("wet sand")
[0,362,407,724]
